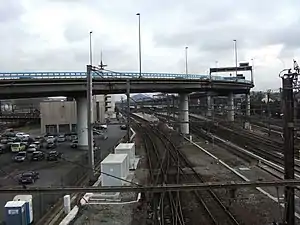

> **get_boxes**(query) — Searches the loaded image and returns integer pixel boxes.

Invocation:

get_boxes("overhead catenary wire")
[0,179,300,194]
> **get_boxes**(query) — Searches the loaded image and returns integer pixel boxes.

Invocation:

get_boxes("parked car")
[13,151,27,162]
[70,140,78,148]
[120,124,127,130]
[99,132,108,140]
[11,137,22,143]
[11,142,26,152]
[70,135,78,141]
[93,130,101,135]
[35,136,42,141]
[18,171,39,184]
[22,135,30,142]
[47,151,62,161]
[57,135,66,142]
[26,144,37,153]
[46,142,57,149]
[0,138,8,144]
[31,151,45,161]
[33,141,41,150]
[15,132,25,138]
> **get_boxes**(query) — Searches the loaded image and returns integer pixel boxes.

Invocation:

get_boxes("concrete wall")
[40,101,76,134]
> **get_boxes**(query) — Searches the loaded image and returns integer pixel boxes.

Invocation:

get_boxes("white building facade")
[40,94,116,134]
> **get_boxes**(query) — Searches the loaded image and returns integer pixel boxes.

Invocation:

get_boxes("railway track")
[132,114,240,225]
[156,113,300,176]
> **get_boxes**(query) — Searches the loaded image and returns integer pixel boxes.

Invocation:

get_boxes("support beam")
[179,93,189,135]
[76,97,88,149]
[207,95,213,117]
[244,93,251,129]
[227,93,234,122]
[246,93,250,117]
[282,76,295,225]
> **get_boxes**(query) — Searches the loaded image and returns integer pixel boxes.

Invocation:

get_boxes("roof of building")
[5,200,26,208]
[115,143,134,150]
[101,153,128,164]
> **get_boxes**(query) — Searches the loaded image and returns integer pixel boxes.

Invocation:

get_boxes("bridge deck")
[0,72,253,99]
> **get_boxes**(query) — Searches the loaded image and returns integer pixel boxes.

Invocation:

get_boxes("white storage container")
[115,143,135,169]
[101,154,129,186]
[63,195,71,214]
[13,195,33,224]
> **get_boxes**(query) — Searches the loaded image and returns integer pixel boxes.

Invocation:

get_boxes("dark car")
[31,151,45,161]
[33,141,41,150]
[120,124,127,130]
[99,132,108,140]
[0,138,8,144]
[26,144,37,153]
[47,151,62,161]
[0,144,4,154]
[18,171,39,184]
[13,151,27,162]
[46,142,57,149]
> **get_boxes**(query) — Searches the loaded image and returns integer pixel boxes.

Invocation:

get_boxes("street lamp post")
[185,46,188,75]
[87,31,94,180]
[89,31,93,65]
[233,39,238,76]
[136,13,142,78]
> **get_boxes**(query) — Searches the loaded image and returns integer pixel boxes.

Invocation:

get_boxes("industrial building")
[40,95,116,134]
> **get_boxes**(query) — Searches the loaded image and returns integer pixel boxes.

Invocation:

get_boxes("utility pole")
[185,46,188,75]
[267,90,271,136]
[233,39,238,76]
[126,79,130,142]
[282,73,295,225]
[136,13,142,78]
[166,94,171,125]
[86,65,95,180]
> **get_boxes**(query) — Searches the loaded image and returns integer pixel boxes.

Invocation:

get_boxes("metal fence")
[0,71,252,84]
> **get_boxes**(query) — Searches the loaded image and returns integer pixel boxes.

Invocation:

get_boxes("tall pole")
[267,90,271,136]
[126,79,131,142]
[233,39,238,76]
[136,13,142,78]
[251,58,254,84]
[282,74,295,225]
[87,31,94,180]
[87,65,94,180]
[185,46,188,75]
[89,31,93,65]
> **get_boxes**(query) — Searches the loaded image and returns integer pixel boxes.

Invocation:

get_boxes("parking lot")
[0,124,126,223]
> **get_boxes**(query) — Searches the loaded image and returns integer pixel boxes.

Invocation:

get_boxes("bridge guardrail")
[0,72,252,84]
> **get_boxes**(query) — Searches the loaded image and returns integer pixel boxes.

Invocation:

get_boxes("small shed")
[115,143,135,169]
[101,153,129,186]
[4,200,27,225]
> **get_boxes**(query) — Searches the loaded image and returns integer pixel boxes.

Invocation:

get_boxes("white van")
[11,142,26,152]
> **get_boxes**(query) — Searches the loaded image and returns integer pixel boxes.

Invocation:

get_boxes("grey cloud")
[64,21,90,43]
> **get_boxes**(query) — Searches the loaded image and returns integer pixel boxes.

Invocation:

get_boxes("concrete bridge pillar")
[179,93,189,135]
[246,94,251,117]
[76,97,88,149]
[207,95,214,117]
[227,93,234,122]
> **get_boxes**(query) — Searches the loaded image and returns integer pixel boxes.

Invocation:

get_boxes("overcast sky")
[1,0,299,91]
